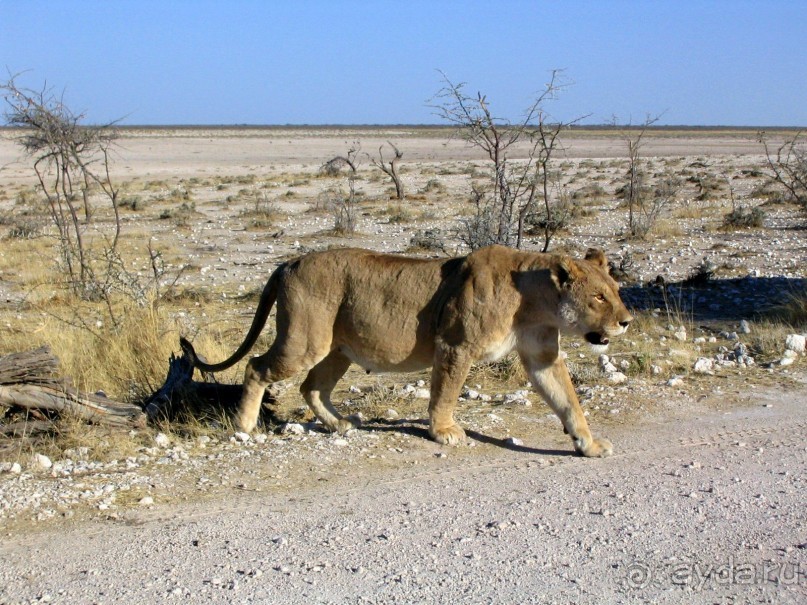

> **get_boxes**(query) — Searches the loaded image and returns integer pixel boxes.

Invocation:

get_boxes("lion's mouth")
[585,332,609,346]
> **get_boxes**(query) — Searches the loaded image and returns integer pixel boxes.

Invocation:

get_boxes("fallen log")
[0,347,146,429]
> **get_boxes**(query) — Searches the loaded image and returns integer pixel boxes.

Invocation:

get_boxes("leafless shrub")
[319,144,362,234]
[758,130,807,209]
[408,229,449,254]
[617,116,681,238]
[723,206,765,229]
[1,75,124,301]
[432,70,586,251]
[371,142,405,200]
[320,188,357,235]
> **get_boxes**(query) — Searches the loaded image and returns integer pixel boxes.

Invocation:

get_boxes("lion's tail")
[179,263,285,373]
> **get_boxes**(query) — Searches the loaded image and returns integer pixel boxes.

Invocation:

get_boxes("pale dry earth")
[0,380,805,604]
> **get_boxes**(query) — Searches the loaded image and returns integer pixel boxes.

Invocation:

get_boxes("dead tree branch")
[371,141,405,199]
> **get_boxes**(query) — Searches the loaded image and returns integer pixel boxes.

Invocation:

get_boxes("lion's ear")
[584,248,607,268]
[554,256,581,288]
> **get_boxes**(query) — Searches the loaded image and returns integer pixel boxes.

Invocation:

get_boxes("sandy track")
[1,383,805,604]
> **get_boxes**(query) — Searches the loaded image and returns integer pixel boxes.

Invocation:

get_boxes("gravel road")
[1,381,805,604]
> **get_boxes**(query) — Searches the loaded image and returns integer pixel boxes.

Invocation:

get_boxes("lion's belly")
[479,331,517,362]
[337,343,432,373]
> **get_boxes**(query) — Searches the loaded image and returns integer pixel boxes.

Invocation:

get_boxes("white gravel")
[1,382,805,604]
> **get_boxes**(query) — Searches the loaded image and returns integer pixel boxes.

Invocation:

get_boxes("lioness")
[181,245,633,457]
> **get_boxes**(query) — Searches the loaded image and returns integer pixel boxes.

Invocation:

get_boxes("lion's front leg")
[428,343,473,445]
[521,353,613,457]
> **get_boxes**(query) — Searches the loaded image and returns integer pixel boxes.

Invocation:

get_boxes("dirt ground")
[0,127,805,603]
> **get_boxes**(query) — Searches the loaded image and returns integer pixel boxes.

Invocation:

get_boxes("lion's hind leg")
[428,344,473,445]
[300,350,356,434]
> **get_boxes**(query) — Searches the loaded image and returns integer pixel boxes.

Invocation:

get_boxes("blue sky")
[2,0,805,126]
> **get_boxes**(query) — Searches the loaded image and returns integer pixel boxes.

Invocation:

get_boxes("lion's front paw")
[575,436,613,458]
[430,423,467,446]
[334,417,360,435]
[234,414,258,434]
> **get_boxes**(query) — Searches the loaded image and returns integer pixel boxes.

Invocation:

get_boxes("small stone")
[785,334,806,354]
[598,354,610,368]
[602,362,618,374]
[673,330,687,342]
[232,432,251,443]
[32,454,52,470]
[384,409,399,420]
[505,437,524,447]
[139,496,154,506]
[693,357,714,374]
[197,435,212,447]
[281,423,306,435]
[779,356,796,367]
[332,438,349,447]
[154,432,171,448]
[607,372,627,384]
[254,433,268,444]
[739,320,751,334]
[413,388,431,399]
[666,376,684,387]
[651,365,662,375]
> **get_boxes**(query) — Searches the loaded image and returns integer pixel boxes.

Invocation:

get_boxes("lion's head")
[556,248,633,346]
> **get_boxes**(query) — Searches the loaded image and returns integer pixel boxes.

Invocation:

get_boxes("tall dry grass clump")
[32,300,178,401]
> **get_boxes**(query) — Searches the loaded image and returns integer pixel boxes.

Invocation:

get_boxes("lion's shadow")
[358,418,577,457]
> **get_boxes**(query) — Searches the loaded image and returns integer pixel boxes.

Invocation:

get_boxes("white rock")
[414,388,431,399]
[505,437,524,447]
[332,438,349,447]
[598,354,610,368]
[693,358,714,374]
[608,372,628,384]
[254,433,268,444]
[154,432,171,448]
[197,435,212,447]
[281,422,306,435]
[739,320,751,334]
[602,362,618,374]
[139,496,154,506]
[785,334,806,354]
[666,376,684,387]
[384,408,399,420]
[651,365,663,375]
[779,356,795,367]
[232,432,251,443]
[32,454,53,470]
[464,389,481,400]
[673,330,687,342]
[619,360,631,370]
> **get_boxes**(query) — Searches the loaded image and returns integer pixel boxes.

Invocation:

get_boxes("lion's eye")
[594,294,606,303]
